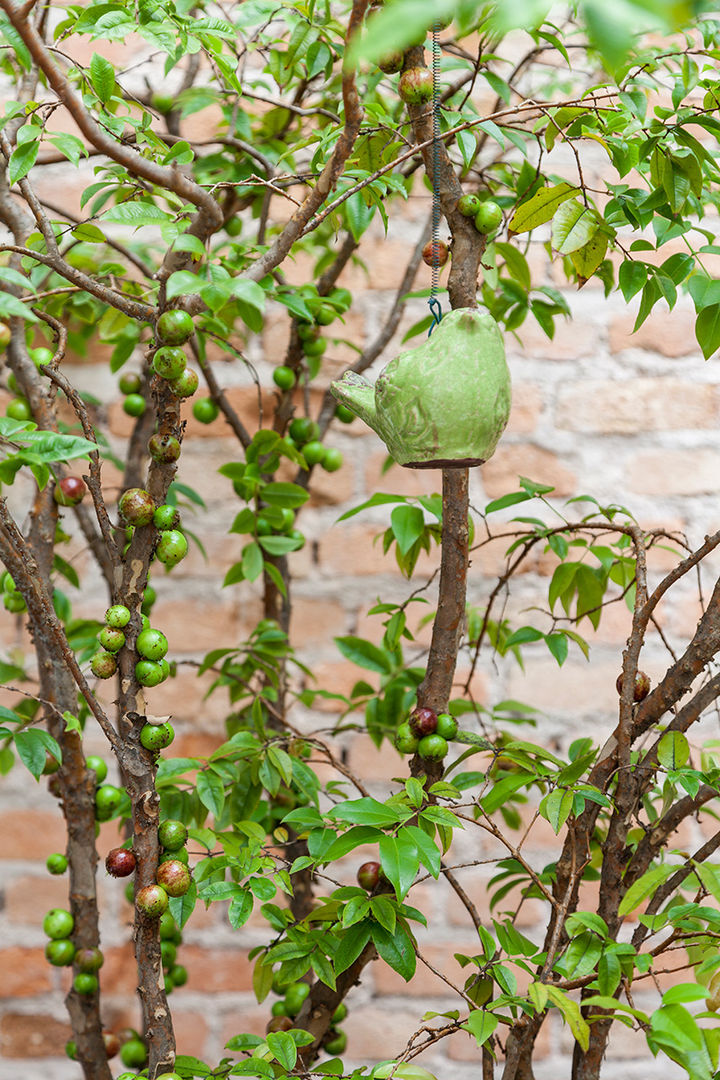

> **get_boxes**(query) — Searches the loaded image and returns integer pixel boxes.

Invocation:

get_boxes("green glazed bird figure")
[330,307,511,468]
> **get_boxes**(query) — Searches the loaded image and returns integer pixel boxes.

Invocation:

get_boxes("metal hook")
[428,296,443,336]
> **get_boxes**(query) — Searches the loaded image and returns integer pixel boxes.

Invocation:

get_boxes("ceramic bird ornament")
[330,307,511,468]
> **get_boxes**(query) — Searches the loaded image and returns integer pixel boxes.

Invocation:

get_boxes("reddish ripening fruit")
[422,240,449,268]
[378,50,404,74]
[357,861,381,892]
[105,847,136,877]
[75,947,104,973]
[409,707,438,739]
[149,433,181,464]
[266,1016,294,1034]
[119,488,155,526]
[103,1032,121,1059]
[90,651,117,679]
[156,858,192,897]
[398,67,434,104]
[136,884,169,918]
[616,670,651,702]
[54,476,86,506]
[156,310,194,346]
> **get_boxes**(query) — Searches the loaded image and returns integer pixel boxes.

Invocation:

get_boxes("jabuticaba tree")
[2,3,720,1080]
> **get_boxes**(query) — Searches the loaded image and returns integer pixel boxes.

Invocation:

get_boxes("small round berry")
[75,947,104,973]
[152,346,186,381]
[118,372,142,395]
[273,366,296,390]
[136,627,168,660]
[135,660,167,687]
[435,713,458,740]
[302,440,326,466]
[86,755,108,782]
[153,504,178,530]
[156,858,191,897]
[357,861,381,891]
[457,193,482,217]
[136,884,169,918]
[325,1030,347,1055]
[105,847,136,877]
[105,604,131,628]
[409,707,437,739]
[398,67,434,104]
[148,433,181,463]
[123,394,146,417]
[119,1038,147,1068]
[46,852,68,875]
[74,972,99,995]
[378,50,404,74]
[302,335,327,357]
[91,651,117,679]
[156,530,188,567]
[322,448,343,472]
[43,908,74,939]
[54,476,86,506]
[156,310,194,346]
[159,819,188,850]
[192,397,219,424]
[284,981,310,1016]
[335,404,355,423]
[6,397,32,421]
[140,721,174,750]
[168,367,199,399]
[170,964,187,986]
[119,488,155,526]
[45,938,75,966]
[422,240,449,267]
[98,626,125,653]
[395,722,419,755]
[417,733,448,760]
[94,784,124,821]
[474,200,503,235]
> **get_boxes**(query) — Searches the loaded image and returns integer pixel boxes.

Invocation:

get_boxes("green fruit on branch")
[154,504,179,530]
[357,861,381,891]
[43,907,74,939]
[395,722,419,755]
[3,592,26,613]
[159,819,188,850]
[322,447,343,472]
[271,1000,289,1017]
[378,50,404,74]
[156,857,191,897]
[123,393,146,417]
[119,488,155,526]
[90,650,117,679]
[73,972,99,995]
[473,200,503,235]
[0,321,10,348]
[457,193,482,217]
[335,404,355,423]
[302,440,326,467]
[119,1038,147,1068]
[42,752,61,775]
[46,852,68,875]
[86,755,108,782]
[266,1016,293,1033]
[324,1030,347,1055]
[141,583,157,613]
[398,67,434,104]
[6,397,32,421]
[435,713,458,740]
[156,529,188,567]
[118,371,142,395]
[192,397,220,424]
[315,302,337,326]
[98,626,125,653]
[422,240,449,268]
[152,93,175,115]
[149,433,181,463]
[288,417,319,445]
[159,912,178,939]
[75,947,104,973]
[160,940,177,970]
[168,367,199,398]
[140,721,174,750]
[332,1003,348,1023]
[94,784,124,820]
[152,346,186,380]
[31,347,53,365]
[273,365,296,390]
[156,309,194,346]
[409,707,437,739]
[302,335,326,357]
[54,476,86,506]
[135,659,166,687]
[105,604,131,628]
[284,981,310,1016]
[417,733,448,760]
[105,847,136,877]
[45,938,75,966]
[170,964,187,986]
[136,884,169,918]
[65,1040,78,1060]
[136,627,168,660]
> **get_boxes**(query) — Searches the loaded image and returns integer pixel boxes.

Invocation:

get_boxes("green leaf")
[540,788,574,833]
[657,731,690,770]
[262,483,310,509]
[334,920,371,975]
[168,880,197,929]
[509,182,577,234]
[403,824,441,878]
[196,769,225,818]
[89,52,116,102]
[570,232,609,281]
[101,202,172,227]
[242,541,264,582]
[258,535,304,555]
[330,797,405,828]
[390,505,425,556]
[546,985,589,1051]
[379,832,419,901]
[228,891,253,929]
[618,865,677,917]
[551,199,599,255]
[597,951,622,996]
[266,1031,297,1071]
[462,1010,498,1047]
[372,920,416,981]
[8,137,39,185]
[695,303,720,360]
[334,636,392,675]
[564,931,602,978]
[320,825,384,862]
[14,729,61,780]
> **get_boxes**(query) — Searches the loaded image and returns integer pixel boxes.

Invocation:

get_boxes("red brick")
[505,382,543,436]
[0,810,67,859]
[372,942,477,998]
[180,946,254,992]
[482,445,576,499]
[507,657,625,716]
[556,379,719,434]
[0,1013,71,1057]
[220,1006,276,1048]
[346,732,408,783]
[172,1010,211,1057]
[0,948,54,996]
[609,307,697,357]
[344,1004,442,1064]
[364,452,444,500]
[102,943,141,994]
[627,449,720,496]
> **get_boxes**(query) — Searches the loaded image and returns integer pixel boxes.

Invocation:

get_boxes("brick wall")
[0,52,716,1080]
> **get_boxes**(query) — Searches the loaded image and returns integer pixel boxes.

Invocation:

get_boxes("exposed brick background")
[0,32,715,1080]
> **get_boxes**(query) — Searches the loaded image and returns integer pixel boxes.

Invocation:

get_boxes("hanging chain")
[428,21,443,335]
